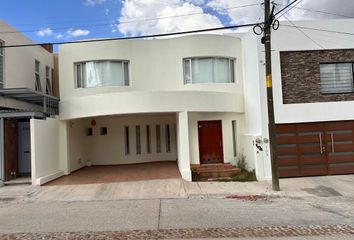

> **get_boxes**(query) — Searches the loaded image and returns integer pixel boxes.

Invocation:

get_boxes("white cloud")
[277,0,354,20]
[118,0,223,36]
[207,0,273,25]
[84,0,107,6]
[105,8,110,16]
[115,0,354,37]
[36,28,53,37]
[55,33,64,39]
[66,28,91,37]
[206,0,354,25]
[54,29,90,39]
[186,0,205,6]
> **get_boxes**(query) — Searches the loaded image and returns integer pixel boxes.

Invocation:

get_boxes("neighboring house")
[0,20,59,184]
[2,18,354,186]
[272,19,354,178]
[245,18,354,179]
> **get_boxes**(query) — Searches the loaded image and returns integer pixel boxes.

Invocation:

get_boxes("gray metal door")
[18,122,31,174]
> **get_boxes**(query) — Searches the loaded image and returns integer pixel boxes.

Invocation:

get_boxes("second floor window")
[75,60,129,88]
[46,66,53,95]
[320,63,354,94]
[35,60,42,92]
[184,57,235,84]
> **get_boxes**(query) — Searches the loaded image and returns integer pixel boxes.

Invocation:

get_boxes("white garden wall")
[30,118,64,185]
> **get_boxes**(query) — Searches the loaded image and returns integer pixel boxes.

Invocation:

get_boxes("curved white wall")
[59,34,244,120]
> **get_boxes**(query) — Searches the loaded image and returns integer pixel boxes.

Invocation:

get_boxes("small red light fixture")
[91,119,96,126]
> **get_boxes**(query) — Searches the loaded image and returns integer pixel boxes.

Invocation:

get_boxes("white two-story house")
[58,35,246,182]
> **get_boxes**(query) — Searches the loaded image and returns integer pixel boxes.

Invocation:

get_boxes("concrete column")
[59,120,70,175]
[177,111,192,181]
[29,119,37,185]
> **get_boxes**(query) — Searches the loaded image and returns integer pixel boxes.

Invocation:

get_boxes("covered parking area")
[58,113,185,185]
[46,161,181,185]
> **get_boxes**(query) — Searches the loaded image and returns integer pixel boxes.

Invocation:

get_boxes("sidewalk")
[0,175,353,203]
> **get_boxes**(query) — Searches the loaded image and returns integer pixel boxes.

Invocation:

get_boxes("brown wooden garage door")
[276,121,354,177]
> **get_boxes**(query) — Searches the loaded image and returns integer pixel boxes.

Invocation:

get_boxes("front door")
[198,120,224,164]
[18,122,31,174]
[5,119,18,181]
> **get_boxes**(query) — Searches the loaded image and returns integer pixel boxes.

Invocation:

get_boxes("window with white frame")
[35,60,42,92]
[45,66,53,95]
[183,57,235,84]
[0,40,4,89]
[75,60,129,88]
[320,63,354,94]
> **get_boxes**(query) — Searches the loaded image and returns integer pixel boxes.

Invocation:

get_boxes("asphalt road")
[0,194,353,235]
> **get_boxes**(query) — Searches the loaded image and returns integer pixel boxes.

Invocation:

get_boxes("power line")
[282,15,324,49]
[273,0,300,17]
[275,0,304,19]
[274,2,353,18]
[0,22,259,49]
[282,24,354,36]
[0,3,262,34]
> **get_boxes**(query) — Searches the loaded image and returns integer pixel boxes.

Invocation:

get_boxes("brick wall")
[280,49,354,104]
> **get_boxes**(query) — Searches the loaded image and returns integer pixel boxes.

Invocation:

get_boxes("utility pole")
[264,0,280,191]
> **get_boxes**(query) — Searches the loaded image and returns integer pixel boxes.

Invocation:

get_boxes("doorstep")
[4,177,31,185]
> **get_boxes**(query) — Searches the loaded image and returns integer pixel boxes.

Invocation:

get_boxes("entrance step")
[4,177,31,185]
[191,163,241,181]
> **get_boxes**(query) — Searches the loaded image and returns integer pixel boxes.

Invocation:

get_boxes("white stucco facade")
[57,34,262,182]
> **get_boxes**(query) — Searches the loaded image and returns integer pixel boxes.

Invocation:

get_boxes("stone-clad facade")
[280,49,354,104]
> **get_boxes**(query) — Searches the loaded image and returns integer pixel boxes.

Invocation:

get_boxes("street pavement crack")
[157,199,162,231]
[310,203,350,219]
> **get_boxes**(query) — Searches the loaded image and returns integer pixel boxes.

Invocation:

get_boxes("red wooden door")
[198,120,224,164]
[5,120,18,181]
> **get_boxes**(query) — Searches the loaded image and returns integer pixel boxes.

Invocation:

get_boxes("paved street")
[0,175,353,239]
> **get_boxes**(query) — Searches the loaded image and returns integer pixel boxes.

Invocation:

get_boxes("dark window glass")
[156,125,161,153]
[125,126,130,155]
[146,125,151,154]
[136,125,141,155]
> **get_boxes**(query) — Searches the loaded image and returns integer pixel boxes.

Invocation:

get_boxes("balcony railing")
[0,88,59,116]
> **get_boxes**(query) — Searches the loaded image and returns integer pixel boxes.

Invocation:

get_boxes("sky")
[1,0,354,50]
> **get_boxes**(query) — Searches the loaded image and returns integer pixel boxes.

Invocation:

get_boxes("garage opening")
[60,113,180,185]
[276,121,354,178]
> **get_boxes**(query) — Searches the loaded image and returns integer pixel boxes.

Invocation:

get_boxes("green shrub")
[236,154,248,171]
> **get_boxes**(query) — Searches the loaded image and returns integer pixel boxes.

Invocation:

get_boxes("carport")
[62,113,181,185]
[46,161,181,185]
